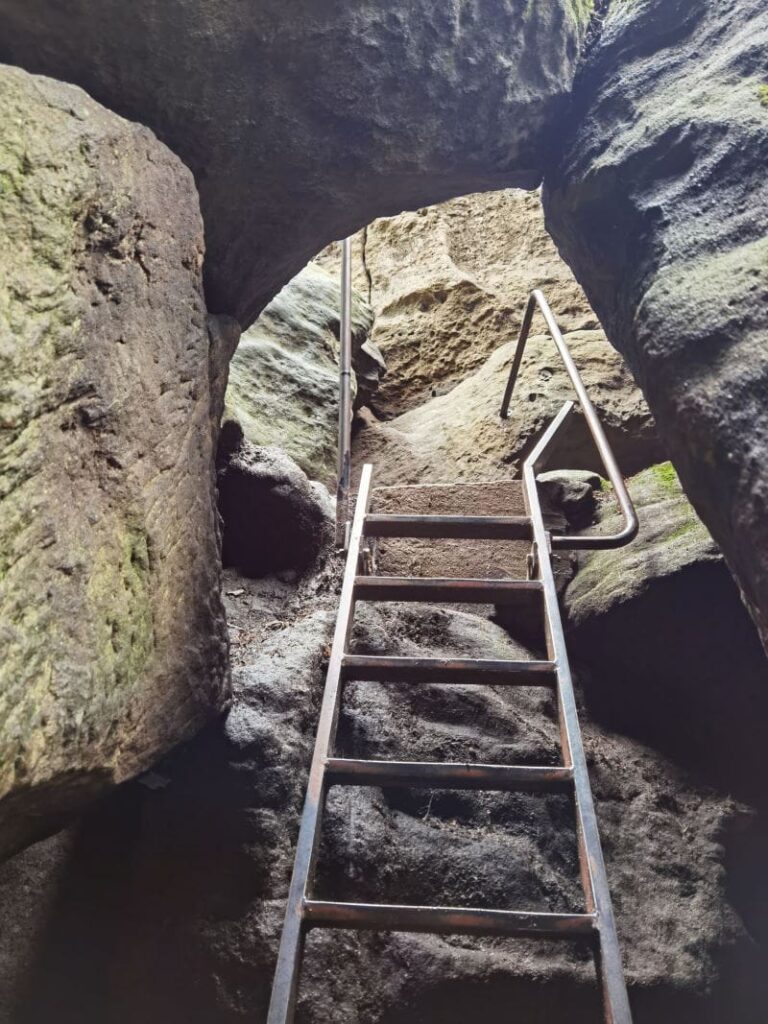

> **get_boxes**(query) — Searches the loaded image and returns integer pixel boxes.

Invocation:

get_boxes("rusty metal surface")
[266,464,373,1024]
[303,900,597,939]
[353,575,543,604]
[325,758,574,791]
[340,654,557,686]
[523,412,633,1023]
[363,513,533,540]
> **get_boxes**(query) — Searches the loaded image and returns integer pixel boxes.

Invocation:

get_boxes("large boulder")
[0,65,234,858]
[354,328,664,487]
[224,263,379,486]
[564,463,768,808]
[217,430,334,578]
[544,0,768,651]
[0,0,592,324]
[333,189,603,417]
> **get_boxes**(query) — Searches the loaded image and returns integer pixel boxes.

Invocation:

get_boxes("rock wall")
[544,0,768,651]
[224,264,377,487]
[565,462,768,809]
[329,189,664,484]
[354,328,663,486]
[0,65,234,857]
[344,189,603,417]
[0,0,592,324]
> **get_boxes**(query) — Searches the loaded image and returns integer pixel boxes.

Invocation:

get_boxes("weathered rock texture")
[354,329,663,487]
[0,574,763,1023]
[0,0,591,324]
[565,463,768,810]
[0,65,233,858]
[224,264,378,486]
[217,429,334,578]
[544,0,768,651]
[336,189,604,416]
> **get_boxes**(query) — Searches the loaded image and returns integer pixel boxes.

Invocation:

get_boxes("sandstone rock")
[354,329,664,487]
[564,462,768,808]
[217,430,334,578]
[0,65,231,858]
[0,589,762,1023]
[349,189,603,416]
[224,264,378,486]
[0,0,591,324]
[537,469,602,530]
[544,0,768,651]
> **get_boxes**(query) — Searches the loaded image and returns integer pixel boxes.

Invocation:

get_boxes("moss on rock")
[0,64,228,858]
[566,461,717,623]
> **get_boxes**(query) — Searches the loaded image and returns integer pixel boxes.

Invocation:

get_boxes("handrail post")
[500,293,536,420]
[336,237,353,549]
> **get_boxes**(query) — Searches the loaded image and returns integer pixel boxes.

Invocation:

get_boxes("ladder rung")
[363,514,533,540]
[353,576,543,603]
[303,900,597,939]
[325,759,573,792]
[341,655,557,686]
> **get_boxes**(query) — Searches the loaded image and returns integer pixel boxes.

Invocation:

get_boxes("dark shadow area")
[9,721,278,1024]
[568,561,768,810]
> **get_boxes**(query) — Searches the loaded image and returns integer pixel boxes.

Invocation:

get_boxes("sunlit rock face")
[0,0,591,324]
[0,64,233,858]
[544,0,768,652]
[353,328,663,487]
[334,189,604,418]
[335,190,663,486]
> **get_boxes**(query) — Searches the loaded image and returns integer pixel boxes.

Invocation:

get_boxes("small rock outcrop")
[0,0,592,324]
[217,427,333,578]
[0,65,232,858]
[224,264,379,486]
[544,0,768,652]
[354,329,664,487]
[564,462,768,808]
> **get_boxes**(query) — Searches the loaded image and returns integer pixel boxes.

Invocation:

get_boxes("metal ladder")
[267,290,639,1024]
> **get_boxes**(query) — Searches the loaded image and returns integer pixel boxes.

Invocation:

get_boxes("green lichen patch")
[565,0,595,27]
[566,460,717,624]
[758,83,768,108]
[87,523,154,699]
[648,460,680,495]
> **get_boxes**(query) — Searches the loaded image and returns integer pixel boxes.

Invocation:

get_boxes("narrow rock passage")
[0,190,764,1024]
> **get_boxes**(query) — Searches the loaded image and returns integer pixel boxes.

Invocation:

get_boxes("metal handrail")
[500,289,638,550]
[335,237,353,549]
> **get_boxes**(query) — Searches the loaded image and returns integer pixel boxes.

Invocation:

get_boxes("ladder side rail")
[522,422,633,1024]
[335,236,354,549]
[267,464,374,1024]
[501,289,638,551]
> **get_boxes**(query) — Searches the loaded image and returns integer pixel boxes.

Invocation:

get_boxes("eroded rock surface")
[0,582,762,1023]
[544,0,768,651]
[344,189,603,416]
[0,65,232,857]
[224,264,379,486]
[0,0,591,323]
[354,329,663,487]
